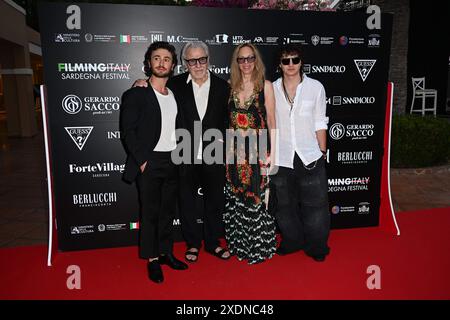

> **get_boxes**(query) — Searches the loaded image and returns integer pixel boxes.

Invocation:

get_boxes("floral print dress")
[223,89,277,264]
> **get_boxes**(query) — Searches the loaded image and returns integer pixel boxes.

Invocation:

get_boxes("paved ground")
[0,117,449,248]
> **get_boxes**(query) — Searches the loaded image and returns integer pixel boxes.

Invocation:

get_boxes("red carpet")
[1,207,449,300]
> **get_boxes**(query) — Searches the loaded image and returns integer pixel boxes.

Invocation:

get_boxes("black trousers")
[136,151,178,259]
[272,153,330,257]
[179,163,225,251]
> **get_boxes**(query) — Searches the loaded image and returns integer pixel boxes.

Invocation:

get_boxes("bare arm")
[264,80,276,166]
[316,130,327,152]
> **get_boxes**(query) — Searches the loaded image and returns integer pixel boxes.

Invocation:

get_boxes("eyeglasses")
[237,56,256,64]
[184,56,208,66]
[281,57,301,65]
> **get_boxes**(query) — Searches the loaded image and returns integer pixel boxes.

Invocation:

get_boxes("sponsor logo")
[148,30,164,43]
[72,192,118,208]
[311,35,320,46]
[54,33,80,43]
[329,123,345,140]
[120,34,149,44]
[58,63,130,72]
[339,36,349,46]
[176,65,230,76]
[208,65,231,75]
[86,34,117,43]
[253,36,264,43]
[167,35,199,43]
[130,222,139,230]
[336,151,374,165]
[358,202,370,214]
[332,96,341,105]
[215,34,229,43]
[104,224,127,231]
[329,123,375,141]
[348,37,365,44]
[331,206,340,214]
[57,62,131,80]
[331,205,356,214]
[65,126,93,150]
[281,34,308,45]
[368,34,380,48]
[328,177,370,192]
[62,95,83,114]
[149,31,164,43]
[320,36,334,45]
[311,35,334,45]
[84,33,93,42]
[303,64,311,74]
[68,162,125,177]
[70,225,94,235]
[329,96,375,106]
[107,131,121,140]
[303,64,346,74]
[265,36,279,44]
[232,35,251,45]
[354,59,376,81]
[97,223,131,232]
[62,94,120,115]
[206,34,229,45]
[120,35,131,44]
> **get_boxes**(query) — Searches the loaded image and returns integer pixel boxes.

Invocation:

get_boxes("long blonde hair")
[230,43,265,93]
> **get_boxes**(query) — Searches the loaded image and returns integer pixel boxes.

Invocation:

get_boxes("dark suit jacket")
[167,72,230,165]
[120,86,162,183]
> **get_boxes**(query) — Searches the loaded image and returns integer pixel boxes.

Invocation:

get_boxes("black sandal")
[185,248,199,263]
[206,247,231,260]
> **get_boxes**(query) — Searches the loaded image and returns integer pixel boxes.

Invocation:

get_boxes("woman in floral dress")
[223,43,277,264]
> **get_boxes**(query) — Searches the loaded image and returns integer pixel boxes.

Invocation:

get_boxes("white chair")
[410,77,437,116]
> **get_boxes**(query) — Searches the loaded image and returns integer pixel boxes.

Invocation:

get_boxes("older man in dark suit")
[134,41,231,263]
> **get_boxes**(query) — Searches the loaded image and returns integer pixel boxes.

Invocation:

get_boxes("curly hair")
[143,41,177,77]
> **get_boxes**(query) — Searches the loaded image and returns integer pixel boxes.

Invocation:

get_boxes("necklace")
[282,79,295,111]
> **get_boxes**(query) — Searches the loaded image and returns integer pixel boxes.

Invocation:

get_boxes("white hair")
[181,41,210,66]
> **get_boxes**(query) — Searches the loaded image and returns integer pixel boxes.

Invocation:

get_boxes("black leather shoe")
[147,260,164,283]
[159,253,188,270]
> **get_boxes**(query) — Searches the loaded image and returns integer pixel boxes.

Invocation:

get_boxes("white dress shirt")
[153,87,178,152]
[187,71,210,160]
[273,74,329,167]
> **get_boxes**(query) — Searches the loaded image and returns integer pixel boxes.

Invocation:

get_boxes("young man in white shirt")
[121,42,188,283]
[272,44,330,262]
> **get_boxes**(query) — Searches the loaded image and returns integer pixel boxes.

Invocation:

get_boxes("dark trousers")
[136,151,178,259]
[272,153,330,257]
[179,163,225,251]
